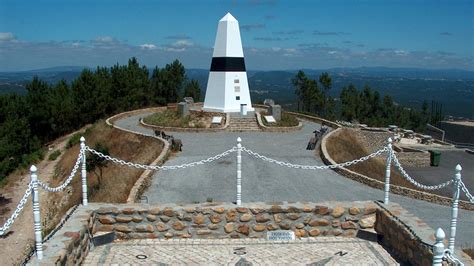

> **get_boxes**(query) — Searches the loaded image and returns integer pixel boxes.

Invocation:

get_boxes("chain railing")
[86,145,237,171]
[459,181,474,203]
[37,149,84,192]
[2,134,473,264]
[0,181,33,236]
[242,146,388,170]
[390,149,453,191]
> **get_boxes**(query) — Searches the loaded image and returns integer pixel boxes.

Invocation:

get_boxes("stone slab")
[264,115,276,123]
[211,116,223,124]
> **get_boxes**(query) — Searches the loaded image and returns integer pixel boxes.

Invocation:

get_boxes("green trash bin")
[429,150,441,166]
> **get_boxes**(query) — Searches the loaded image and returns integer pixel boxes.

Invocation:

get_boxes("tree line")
[0,58,200,181]
[292,70,442,131]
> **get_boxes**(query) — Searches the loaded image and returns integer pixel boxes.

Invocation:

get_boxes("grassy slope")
[326,128,415,189]
[44,121,163,233]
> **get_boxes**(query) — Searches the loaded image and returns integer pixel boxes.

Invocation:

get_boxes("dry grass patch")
[43,120,163,233]
[326,128,415,189]
[261,111,299,127]
[143,109,225,128]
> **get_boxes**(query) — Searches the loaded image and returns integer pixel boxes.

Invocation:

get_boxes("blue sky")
[0,0,473,71]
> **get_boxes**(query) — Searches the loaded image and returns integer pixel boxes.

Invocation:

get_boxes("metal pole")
[432,228,445,266]
[236,137,242,206]
[448,164,462,254]
[80,136,88,206]
[383,138,392,204]
[30,165,43,260]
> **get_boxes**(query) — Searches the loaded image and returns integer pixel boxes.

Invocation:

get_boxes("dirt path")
[0,128,87,265]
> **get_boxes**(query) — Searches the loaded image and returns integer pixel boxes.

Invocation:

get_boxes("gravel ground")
[115,113,474,246]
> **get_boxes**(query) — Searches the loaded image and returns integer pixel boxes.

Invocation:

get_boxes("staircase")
[228,114,261,132]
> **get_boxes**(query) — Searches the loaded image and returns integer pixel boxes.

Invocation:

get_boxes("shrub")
[67,133,82,148]
[48,150,61,161]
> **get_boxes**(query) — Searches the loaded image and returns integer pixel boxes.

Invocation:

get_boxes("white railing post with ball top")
[80,136,88,206]
[384,137,392,204]
[236,137,242,206]
[432,228,445,266]
[30,165,43,260]
[448,164,462,254]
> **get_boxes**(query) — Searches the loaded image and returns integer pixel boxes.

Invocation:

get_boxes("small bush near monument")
[144,109,223,128]
[48,150,61,161]
[262,112,299,127]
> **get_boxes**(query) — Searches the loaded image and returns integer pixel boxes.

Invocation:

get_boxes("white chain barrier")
[444,249,465,266]
[37,148,84,192]
[0,181,33,236]
[242,146,389,170]
[390,149,453,191]
[85,146,237,171]
[459,180,474,203]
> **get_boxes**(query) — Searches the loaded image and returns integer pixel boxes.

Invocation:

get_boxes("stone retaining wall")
[92,202,378,240]
[375,202,434,266]
[29,201,449,265]
[396,150,431,167]
[320,127,474,210]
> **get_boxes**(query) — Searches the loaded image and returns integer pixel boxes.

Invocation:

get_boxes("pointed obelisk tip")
[455,164,462,172]
[220,12,237,21]
[30,165,37,172]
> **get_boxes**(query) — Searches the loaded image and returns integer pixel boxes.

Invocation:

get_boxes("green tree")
[86,143,109,187]
[184,79,201,101]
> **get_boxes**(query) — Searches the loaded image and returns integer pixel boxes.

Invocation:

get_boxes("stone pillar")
[269,104,281,121]
[178,102,189,117]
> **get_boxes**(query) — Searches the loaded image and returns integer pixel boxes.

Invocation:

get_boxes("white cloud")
[172,40,194,47]
[139,43,157,50]
[0,32,16,41]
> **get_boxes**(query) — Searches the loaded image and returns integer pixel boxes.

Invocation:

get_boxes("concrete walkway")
[115,113,474,246]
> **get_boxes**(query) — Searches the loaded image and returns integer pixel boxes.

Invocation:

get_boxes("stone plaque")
[267,230,295,241]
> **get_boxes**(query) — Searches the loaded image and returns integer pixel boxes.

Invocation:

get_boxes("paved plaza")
[84,238,399,265]
[114,113,474,246]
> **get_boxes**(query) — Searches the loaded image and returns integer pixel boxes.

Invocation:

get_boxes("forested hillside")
[0,58,200,181]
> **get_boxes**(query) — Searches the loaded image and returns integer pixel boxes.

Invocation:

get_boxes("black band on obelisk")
[210,57,246,72]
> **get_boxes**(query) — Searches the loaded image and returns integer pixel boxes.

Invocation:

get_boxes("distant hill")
[1,66,473,118]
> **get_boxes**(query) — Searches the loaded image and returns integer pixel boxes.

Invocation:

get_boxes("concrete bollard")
[384,138,392,204]
[30,165,43,260]
[432,228,445,266]
[178,102,190,117]
[80,137,88,206]
[448,164,462,254]
[236,137,242,206]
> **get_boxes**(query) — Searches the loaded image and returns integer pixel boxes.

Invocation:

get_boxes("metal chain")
[459,181,474,203]
[444,249,464,266]
[241,146,388,170]
[37,148,84,192]
[390,149,453,190]
[86,146,237,171]
[0,181,33,236]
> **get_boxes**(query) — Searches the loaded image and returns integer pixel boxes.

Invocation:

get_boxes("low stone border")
[255,111,303,132]
[29,201,465,265]
[140,113,230,132]
[105,108,171,203]
[284,111,341,129]
[320,127,474,210]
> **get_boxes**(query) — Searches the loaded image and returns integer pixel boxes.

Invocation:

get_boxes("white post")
[80,137,88,206]
[236,137,242,206]
[30,165,43,260]
[432,228,445,266]
[384,138,392,204]
[448,164,462,254]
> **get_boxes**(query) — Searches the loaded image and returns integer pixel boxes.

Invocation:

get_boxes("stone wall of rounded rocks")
[92,202,378,240]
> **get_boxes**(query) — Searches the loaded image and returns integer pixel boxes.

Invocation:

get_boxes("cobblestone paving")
[84,237,398,265]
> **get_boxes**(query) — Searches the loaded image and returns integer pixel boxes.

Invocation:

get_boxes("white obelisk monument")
[203,13,254,113]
